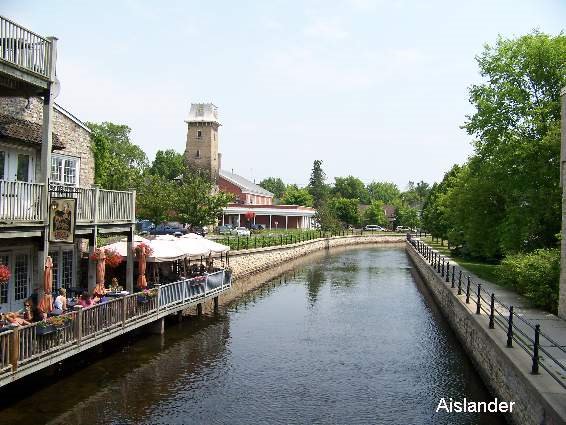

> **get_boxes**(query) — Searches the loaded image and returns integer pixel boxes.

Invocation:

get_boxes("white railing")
[0,15,53,79]
[97,189,134,223]
[0,180,44,223]
[0,181,135,225]
[1,270,232,382]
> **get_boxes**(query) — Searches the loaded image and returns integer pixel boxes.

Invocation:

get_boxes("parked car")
[232,226,251,237]
[364,225,385,231]
[150,222,188,236]
[250,224,266,231]
[191,226,208,237]
[217,225,234,235]
[136,220,155,234]
[396,226,414,233]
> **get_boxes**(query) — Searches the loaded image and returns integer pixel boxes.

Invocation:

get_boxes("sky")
[3,0,565,189]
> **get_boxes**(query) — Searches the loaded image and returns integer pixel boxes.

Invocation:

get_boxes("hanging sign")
[49,197,76,243]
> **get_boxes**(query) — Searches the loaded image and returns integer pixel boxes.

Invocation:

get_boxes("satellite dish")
[51,76,61,99]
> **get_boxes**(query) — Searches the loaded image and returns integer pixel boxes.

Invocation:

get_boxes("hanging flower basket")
[105,248,123,268]
[0,265,10,285]
[89,248,106,261]
[134,242,154,258]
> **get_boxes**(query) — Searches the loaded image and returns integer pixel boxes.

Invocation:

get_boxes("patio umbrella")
[39,256,53,313]
[136,244,148,290]
[95,249,106,295]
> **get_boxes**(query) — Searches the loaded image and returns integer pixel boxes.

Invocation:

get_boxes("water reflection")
[0,246,506,425]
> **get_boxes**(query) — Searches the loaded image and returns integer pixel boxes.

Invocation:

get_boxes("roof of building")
[54,103,91,133]
[219,169,274,197]
[186,103,221,124]
[0,114,64,149]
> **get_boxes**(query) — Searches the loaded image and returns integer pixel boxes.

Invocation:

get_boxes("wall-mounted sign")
[49,197,76,243]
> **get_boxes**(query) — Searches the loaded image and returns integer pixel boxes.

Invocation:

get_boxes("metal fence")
[408,237,566,389]
[217,229,422,251]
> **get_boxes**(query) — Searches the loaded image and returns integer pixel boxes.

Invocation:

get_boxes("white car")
[232,226,251,236]
[364,225,385,231]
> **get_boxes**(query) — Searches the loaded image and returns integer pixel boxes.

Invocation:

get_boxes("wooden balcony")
[0,180,136,227]
[0,15,55,95]
[0,270,232,387]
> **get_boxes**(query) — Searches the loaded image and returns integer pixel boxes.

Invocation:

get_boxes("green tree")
[333,176,368,203]
[313,202,342,232]
[259,177,286,199]
[86,122,148,190]
[329,197,360,227]
[461,31,566,255]
[174,170,233,226]
[308,160,329,208]
[136,174,177,224]
[150,149,185,181]
[366,181,400,204]
[363,200,388,227]
[281,184,314,206]
[401,180,430,209]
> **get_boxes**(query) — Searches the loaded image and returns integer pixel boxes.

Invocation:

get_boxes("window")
[197,130,202,139]
[0,151,5,179]
[0,255,8,304]
[51,155,79,186]
[14,254,29,301]
[50,247,74,290]
[17,154,30,182]
[196,150,200,158]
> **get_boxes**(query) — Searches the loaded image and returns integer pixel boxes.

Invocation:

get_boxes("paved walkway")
[422,242,566,386]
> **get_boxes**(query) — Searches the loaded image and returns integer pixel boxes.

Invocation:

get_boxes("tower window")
[197,130,202,139]
[196,150,200,158]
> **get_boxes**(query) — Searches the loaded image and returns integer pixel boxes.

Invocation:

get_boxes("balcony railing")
[0,180,135,226]
[0,270,232,387]
[0,15,54,80]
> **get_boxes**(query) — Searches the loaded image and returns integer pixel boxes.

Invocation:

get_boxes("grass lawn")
[422,237,504,286]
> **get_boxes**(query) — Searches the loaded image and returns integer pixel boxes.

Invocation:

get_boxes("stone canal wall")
[197,234,404,310]
[406,242,566,425]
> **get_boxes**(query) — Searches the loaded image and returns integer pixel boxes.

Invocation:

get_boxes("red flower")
[105,248,124,268]
[0,265,10,285]
[89,248,106,261]
[134,242,154,257]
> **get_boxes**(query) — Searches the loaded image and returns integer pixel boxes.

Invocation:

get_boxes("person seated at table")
[53,288,68,313]
[199,263,206,275]
[5,312,31,326]
[78,291,95,308]
[23,299,46,322]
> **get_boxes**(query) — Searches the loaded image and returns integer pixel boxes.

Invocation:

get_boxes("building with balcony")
[0,15,136,313]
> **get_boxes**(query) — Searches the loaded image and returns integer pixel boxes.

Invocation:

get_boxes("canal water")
[0,246,506,425]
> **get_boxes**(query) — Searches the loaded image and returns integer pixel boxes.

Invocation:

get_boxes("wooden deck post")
[126,226,134,293]
[197,303,203,316]
[213,296,219,313]
[9,329,19,372]
[75,308,83,345]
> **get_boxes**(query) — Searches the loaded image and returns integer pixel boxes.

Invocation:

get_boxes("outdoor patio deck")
[0,269,231,387]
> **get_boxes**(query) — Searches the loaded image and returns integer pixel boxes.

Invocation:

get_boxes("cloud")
[304,17,350,40]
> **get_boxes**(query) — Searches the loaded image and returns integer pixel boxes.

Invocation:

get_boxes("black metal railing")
[218,229,427,251]
[407,237,566,389]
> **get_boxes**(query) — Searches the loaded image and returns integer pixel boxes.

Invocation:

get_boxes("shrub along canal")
[0,246,506,425]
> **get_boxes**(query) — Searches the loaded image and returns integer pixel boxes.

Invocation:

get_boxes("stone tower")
[184,103,221,181]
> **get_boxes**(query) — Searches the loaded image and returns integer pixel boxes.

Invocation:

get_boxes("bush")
[498,248,560,313]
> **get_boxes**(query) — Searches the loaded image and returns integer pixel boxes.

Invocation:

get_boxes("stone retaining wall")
[406,242,566,425]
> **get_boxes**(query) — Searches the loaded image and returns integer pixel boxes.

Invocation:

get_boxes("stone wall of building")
[0,96,94,186]
[406,242,566,425]
[185,122,219,181]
